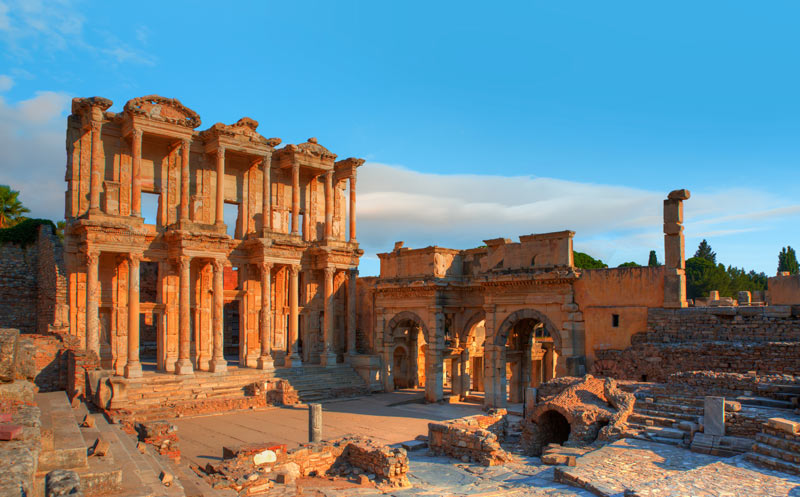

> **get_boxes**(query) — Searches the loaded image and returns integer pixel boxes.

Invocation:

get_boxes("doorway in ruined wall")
[139,261,160,367]
[390,320,426,390]
[494,309,561,406]
[222,266,241,365]
[460,312,487,396]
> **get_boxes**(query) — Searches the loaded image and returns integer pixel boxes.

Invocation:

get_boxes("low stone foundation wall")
[428,410,511,466]
[668,371,800,400]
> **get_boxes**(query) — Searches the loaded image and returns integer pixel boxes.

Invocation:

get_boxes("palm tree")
[0,185,30,228]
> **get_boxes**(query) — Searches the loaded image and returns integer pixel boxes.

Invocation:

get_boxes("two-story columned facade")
[63,95,363,379]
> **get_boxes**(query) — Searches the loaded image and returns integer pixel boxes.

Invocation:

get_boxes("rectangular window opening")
[612,314,620,328]
[141,192,160,226]
[223,201,240,239]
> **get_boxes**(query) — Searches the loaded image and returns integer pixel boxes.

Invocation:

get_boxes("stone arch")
[460,309,486,344]
[386,311,430,344]
[494,308,562,352]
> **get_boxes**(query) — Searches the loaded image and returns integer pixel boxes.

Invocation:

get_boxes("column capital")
[132,127,143,140]
[289,264,300,276]
[349,268,359,277]
[324,266,336,278]
[90,120,102,132]
[262,153,272,165]
[182,137,191,148]
[216,146,225,159]
[83,248,99,265]
[127,252,142,264]
[177,255,191,271]
[259,261,273,273]
[212,258,225,272]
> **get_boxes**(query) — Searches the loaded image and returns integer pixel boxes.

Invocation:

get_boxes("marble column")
[258,262,274,370]
[460,349,471,396]
[210,259,227,372]
[425,311,445,403]
[175,256,193,375]
[262,154,272,232]
[349,175,356,242]
[85,250,100,356]
[321,267,336,367]
[346,269,358,355]
[180,138,190,221]
[89,121,103,212]
[324,171,333,240]
[131,128,142,217]
[124,254,142,378]
[287,265,302,367]
[215,148,225,226]
[291,164,300,235]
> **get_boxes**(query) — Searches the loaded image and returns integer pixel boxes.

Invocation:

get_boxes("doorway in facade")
[506,318,557,403]
[390,319,426,390]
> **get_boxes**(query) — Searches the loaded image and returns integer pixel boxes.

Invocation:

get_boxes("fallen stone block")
[767,418,800,435]
[0,424,23,441]
[159,471,173,487]
[401,440,427,451]
[253,449,276,465]
[91,437,110,457]
[541,453,568,465]
[80,414,95,428]
[46,469,83,497]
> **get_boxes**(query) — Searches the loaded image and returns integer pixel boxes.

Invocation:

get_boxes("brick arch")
[494,308,562,352]
[459,309,486,343]
[386,311,430,344]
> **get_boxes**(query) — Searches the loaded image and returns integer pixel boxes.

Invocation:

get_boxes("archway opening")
[505,317,558,403]
[393,347,409,389]
[390,318,426,390]
[461,316,486,396]
[539,410,571,446]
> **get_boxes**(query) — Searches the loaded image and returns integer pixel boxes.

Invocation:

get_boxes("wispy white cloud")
[0,74,12,91]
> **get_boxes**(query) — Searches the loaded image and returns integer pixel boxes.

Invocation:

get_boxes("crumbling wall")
[0,243,38,333]
[36,226,68,334]
[427,410,511,466]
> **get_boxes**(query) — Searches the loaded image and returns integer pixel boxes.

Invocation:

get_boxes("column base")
[257,356,275,371]
[320,352,337,368]
[286,352,303,368]
[124,361,143,379]
[174,359,194,375]
[209,358,228,373]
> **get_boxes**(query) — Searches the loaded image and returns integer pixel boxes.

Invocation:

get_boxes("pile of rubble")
[428,409,512,466]
[135,420,181,463]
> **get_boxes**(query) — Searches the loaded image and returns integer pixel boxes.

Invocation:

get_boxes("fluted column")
[124,253,142,378]
[180,138,190,221]
[347,269,358,355]
[131,128,142,217]
[349,175,356,242]
[321,267,336,367]
[210,259,227,372]
[324,171,333,240]
[215,148,225,226]
[85,250,100,356]
[175,256,193,375]
[291,164,300,235]
[287,264,302,367]
[257,262,274,370]
[262,154,272,232]
[89,121,103,212]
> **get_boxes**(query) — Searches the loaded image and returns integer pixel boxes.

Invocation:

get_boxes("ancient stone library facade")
[1,93,799,415]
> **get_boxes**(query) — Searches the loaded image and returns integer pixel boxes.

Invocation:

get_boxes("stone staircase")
[36,391,186,497]
[627,391,702,447]
[747,418,800,476]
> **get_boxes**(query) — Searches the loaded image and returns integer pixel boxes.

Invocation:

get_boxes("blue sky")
[0,1,798,276]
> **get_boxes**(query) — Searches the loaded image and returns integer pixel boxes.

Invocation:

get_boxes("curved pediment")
[123,95,201,129]
[292,137,337,161]
[199,117,281,148]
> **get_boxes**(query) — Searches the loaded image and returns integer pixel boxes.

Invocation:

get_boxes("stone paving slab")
[555,438,800,497]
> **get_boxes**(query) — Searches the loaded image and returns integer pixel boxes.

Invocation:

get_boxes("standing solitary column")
[175,256,193,375]
[258,262,274,370]
[215,148,225,226]
[321,267,336,367]
[287,265,302,367]
[89,121,103,212]
[131,128,143,217]
[262,154,272,232]
[309,403,322,443]
[291,164,300,235]
[324,171,333,240]
[210,259,227,372]
[349,175,356,242]
[85,250,100,356]
[346,269,358,356]
[125,254,142,378]
[180,138,190,221]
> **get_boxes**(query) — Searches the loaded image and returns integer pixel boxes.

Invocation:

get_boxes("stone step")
[629,413,677,428]
[746,452,800,476]
[756,432,800,454]
[633,407,701,423]
[36,392,89,473]
[634,400,703,415]
[753,441,800,465]
[736,396,794,409]
[645,426,687,440]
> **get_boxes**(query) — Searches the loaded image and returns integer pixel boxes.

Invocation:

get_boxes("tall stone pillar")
[131,128,142,217]
[175,256,193,375]
[215,148,225,226]
[664,189,691,308]
[89,121,103,212]
[324,171,333,240]
[291,164,300,235]
[124,254,142,378]
[258,262,274,370]
[460,349,471,397]
[348,175,356,242]
[262,154,272,232]
[425,311,445,403]
[210,259,227,372]
[180,138,190,221]
[85,250,100,356]
[321,267,337,367]
[287,265,302,367]
[346,269,358,356]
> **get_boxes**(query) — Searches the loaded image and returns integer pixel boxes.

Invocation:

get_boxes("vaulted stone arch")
[386,310,430,343]
[460,309,486,344]
[494,308,563,353]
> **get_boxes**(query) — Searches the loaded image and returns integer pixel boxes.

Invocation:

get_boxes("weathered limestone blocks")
[0,329,36,383]
[46,469,83,497]
[427,410,511,466]
[663,189,690,308]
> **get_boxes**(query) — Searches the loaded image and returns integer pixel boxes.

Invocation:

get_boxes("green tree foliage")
[685,256,768,299]
[778,246,799,275]
[56,221,66,242]
[0,185,30,228]
[0,218,56,246]
[618,261,640,268]
[694,239,716,263]
[648,250,660,267]
[573,251,608,269]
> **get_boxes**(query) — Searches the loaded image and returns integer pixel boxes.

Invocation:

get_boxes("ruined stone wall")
[594,306,800,382]
[427,410,511,466]
[769,274,800,306]
[36,226,68,334]
[0,243,38,333]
